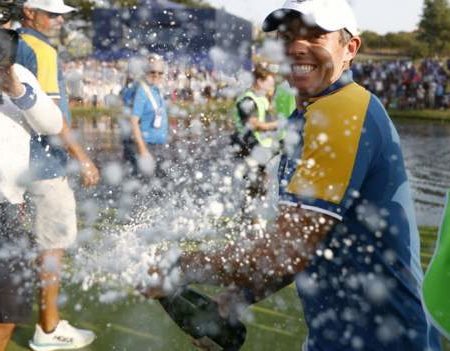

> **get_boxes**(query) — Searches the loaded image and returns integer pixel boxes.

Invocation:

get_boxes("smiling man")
[144,0,442,350]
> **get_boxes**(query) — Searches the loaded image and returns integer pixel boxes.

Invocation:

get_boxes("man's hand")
[137,152,155,176]
[0,66,25,98]
[214,286,249,321]
[79,158,100,187]
[139,266,169,299]
[140,284,168,300]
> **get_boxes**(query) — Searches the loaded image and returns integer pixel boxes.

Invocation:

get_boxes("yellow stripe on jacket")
[286,83,371,204]
[20,33,60,97]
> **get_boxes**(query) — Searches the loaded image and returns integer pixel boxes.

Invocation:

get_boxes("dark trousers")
[0,203,34,323]
[122,138,168,179]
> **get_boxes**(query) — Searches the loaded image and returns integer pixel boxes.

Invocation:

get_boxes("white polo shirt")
[0,64,63,204]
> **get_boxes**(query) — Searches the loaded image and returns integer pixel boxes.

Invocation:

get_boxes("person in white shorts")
[17,0,100,350]
[28,178,77,251]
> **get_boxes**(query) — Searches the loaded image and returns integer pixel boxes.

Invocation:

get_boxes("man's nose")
[56,15,64,25]
[286,39,309,57]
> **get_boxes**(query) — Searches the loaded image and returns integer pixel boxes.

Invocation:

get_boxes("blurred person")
[142,1,442,350]
[273,79,296,120]
[231,63,279,209]
[423,191,450,338]
[0,4,63,349]
[64,60,84,107]
[442,93,450,109]
[436,82,445,109]
[428,80,437,108]
[124,54,169,179]
[104,88,121,108]
[416,84,426,109]
[17,0,99,349]
[232,63,295,222]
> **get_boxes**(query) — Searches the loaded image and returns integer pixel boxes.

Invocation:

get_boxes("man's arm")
[247,117,278,132]
[53,98,99,187]
[16,40,99,187]
[1,65,63,135]
[147,205,336,300]
[130,116,151,156]
[237,97,278,132]
[58,118,100,187]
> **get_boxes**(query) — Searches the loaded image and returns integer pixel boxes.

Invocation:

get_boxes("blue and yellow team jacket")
[278,71,441,351]
[16,28,70,180]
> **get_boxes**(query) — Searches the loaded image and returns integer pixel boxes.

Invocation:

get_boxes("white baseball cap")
[263,0,358,36]
[24,0,76,14]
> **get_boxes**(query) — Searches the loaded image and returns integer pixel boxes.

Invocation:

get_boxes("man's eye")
[309,34,325,42]
[283,33,295,41]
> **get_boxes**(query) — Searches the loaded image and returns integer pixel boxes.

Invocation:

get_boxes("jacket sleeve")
[13,64,63,135]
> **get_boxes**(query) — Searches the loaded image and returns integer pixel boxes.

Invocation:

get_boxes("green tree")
[417,0,450,56]
[385,32,414,50]
[360,30,385,51]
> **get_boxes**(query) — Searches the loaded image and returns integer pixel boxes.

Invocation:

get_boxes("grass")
[389,109,450,122]
[6,226,450,350]
[8,285,305,350]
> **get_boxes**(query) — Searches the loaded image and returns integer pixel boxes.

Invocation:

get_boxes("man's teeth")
[293,65,315,74]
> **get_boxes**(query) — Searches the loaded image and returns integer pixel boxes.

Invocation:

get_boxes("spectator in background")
[231,63,281,222]
[125,54,169,179]
[17,0,99,349]
[65,60,84,106]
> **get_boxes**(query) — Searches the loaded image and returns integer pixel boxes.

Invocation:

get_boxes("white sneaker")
[29,320,96,351]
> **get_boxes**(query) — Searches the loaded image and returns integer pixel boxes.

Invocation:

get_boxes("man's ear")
[255,78,263,89]
[345,36,362,61]
[22,7,35,21]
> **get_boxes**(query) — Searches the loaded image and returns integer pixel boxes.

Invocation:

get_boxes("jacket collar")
[17,27,51,45]
[307,70,354,103]
[290,70,354,117]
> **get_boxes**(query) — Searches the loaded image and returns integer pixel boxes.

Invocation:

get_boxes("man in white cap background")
[16,0,98,350]
[142,0,442,350]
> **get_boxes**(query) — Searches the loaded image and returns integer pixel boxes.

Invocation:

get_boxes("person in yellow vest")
[232,63,285,220]
[234,64,277,149]
[274,80,297,119]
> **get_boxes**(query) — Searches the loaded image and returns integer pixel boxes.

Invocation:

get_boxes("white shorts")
[29,177,77,250]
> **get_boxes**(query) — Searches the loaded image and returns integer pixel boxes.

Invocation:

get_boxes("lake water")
[82,117,450,227]
[397,119,450,226]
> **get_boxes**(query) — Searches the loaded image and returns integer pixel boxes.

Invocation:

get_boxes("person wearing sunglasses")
[125,54,170,181]
[15,0,98,350]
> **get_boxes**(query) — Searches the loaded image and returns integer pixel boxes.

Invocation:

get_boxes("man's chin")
[288,79,318,98]
[44,29,61,38]
[294,87,319,99]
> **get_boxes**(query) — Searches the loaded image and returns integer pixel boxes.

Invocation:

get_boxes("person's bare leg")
[38,249,64,333]
[0,323,15,351]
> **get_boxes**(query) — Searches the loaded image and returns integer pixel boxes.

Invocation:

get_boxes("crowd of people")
[353,58,450,110]
[62,56,450,112]
[1,0,450,350]
[63,57,242,108]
